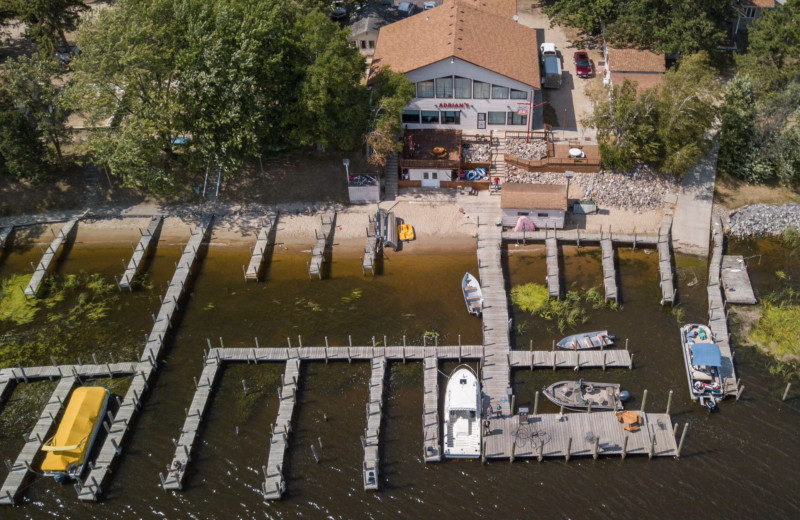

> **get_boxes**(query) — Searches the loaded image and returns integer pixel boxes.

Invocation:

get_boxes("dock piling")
[640,389,648,412]
[666,390,673,415]
[622,436,628,460]
[533,391,539,415]
[565,437,572,462]
[676,423,689,459]
[593,437,600,459]
[783,383,792,401]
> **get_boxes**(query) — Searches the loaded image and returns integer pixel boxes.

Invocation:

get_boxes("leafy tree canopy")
[0,0,87,56]
[365,67,414,168]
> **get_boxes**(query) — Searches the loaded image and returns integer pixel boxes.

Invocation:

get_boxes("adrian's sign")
[437,103,470,109]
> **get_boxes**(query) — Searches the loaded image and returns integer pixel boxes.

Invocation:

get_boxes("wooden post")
[565,437,572,462]
[538,439,544,462]
[481,438,486,464]
[621,436,628,460]
[736,385,745,401]
[629,353,634,370]
[676,423,689,459]
[533,391,539,415]
[510,394,515,415]
[592,437,600,460]
[783,382,792,401]
[666,390,673,415]
[510,439,516,463]
[640,389,648,412]
[602,351,606,371]
[648,433,656,459]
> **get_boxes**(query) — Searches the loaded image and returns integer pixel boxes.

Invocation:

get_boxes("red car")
[573,51,593,78]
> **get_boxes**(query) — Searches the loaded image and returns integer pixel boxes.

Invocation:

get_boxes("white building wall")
[502,208,565,229]
[403,58,539,131]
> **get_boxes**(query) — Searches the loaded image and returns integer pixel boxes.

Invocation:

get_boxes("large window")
[417,80,434,98]
[473,81,490,99]
[454,77,471,99]
[492,85,509,99]
[507,112,527,126]
[435,77,453,98]
[510,89,528,100]
[421,110,440,123]
[488,112,506,125]
[402,110,420,124]
[442,111,461,124]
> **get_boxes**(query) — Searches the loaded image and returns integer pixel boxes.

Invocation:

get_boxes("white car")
[424,1,437,9]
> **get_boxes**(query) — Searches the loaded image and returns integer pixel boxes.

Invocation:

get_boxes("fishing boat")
[542,379,623,411]
[680,324,724,411]
[556,330,615,350]
[443,365,481,458]
[462,272,483,317]
[41,386,110,482]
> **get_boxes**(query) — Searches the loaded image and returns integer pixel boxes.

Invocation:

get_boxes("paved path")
[672,142,718,257]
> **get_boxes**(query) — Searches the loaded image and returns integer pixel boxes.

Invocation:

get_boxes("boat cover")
[692,343,722,367]
[448,370,478,411]
[514,216,535,232]
[41,387,108,472]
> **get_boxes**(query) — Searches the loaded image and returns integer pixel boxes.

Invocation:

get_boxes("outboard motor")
[619,390,631,402]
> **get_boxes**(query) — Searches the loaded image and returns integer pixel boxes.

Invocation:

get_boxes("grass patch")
[0,274,39,325]
[511,283,620,333]
[749,277,800,375]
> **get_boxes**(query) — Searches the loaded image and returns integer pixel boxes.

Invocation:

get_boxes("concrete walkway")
[671,141,719,257]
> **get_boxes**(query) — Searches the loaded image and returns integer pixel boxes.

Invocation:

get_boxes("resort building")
[370,0,541,131]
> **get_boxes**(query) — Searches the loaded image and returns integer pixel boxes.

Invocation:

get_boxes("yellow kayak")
[398,224,415,241]
[41,386,110,481]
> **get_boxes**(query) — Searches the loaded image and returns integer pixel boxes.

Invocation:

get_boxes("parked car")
[330,1,347,20]
[398,1,416,16]
[423,1,437,9]
[539,42,562,89]
[573,51,593,78]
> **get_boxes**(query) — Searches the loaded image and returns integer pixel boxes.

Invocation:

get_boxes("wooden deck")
[545,237,560,298]
[263,357,301,500]
[78,216,213,501]
[0,363,139,384]
[658,213,675,305]
[24,217,80,297]
[245,213,277,281]
[484,411,678,460]
[422,352,441,461]
[600,235,617,302]
[508,349,632,370]
[0,377,77,505]
[0,225,13,250]
[721,255,757,304]
[708,218,739,398]
[361,214,379,275]
[363,355,386,490]
[161,356,222,490]
[503,229,659,246]
[308,212,335,279]
[119,216,163,290]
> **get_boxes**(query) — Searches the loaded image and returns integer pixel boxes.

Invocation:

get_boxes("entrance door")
[477,113,486,129]
[421,171,440,188]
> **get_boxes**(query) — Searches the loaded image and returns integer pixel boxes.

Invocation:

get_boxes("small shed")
[501,183,567,229]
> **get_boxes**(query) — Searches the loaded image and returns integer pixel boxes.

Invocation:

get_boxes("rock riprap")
[728,203,800,237]
[506,139,548,160]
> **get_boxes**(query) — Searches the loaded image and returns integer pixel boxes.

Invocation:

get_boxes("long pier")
[546,236,560,298]
[160,355,222,490]
[0,377,77,505]
[363,355,385,490]
[245,213,277,281]
[119,216,163,290]
[361,214,379,275]
[658,213,676,305]
[308,211,335,279]
[708,218,739,398]
[422,351,441,461]
[600,234,617,302]
[78,216,213,501]
[263,357,301,499]
[24,217,80,297]
[503,229,659,245]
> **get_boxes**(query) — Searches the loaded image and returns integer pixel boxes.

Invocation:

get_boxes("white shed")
[501,184,567,229]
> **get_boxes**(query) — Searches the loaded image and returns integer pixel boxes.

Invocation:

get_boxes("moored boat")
[444,365,481,458]
[680,324,724,410]
[542,379,623,411]
[41,386,110,482]
[462,272,483,317]
[556,330,615,350]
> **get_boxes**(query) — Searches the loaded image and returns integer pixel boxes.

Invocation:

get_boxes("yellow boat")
[398,224,415,241]
[41,386,110,482]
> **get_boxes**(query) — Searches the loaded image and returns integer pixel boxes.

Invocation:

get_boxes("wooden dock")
[484,411,678,460]
[600,234,618,302]
[160,356,222,490]
[658,214,676,305]
[508,349,632,370]
[262,357,301,500]
[245,213,277,281]
[0,377,77,505]
[0,225,13,250]
[78,216,213,501]
[24,217,80,297]
[708,218,739,398]
[361,214,379,275]
[503,229,659,246]
[308,212,335,279]
[119,216,163,290]
[422,351,441,461]
[545,236,560,298]
[0,362,140,385]
[721,255,757,304]
[363,355,386,490]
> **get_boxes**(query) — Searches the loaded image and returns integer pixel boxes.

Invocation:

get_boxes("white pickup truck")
[540,42,562,89]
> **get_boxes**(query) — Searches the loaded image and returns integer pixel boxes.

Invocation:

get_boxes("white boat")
[556,330,615,350]
[680,324,724,411]
[462,272,483,317]
[444,365,481,458]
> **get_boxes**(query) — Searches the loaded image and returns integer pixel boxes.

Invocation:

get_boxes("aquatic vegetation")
[204,302,215,311]
[750,276,800,366]
[671,306,686,324]
[424,330,440,342]
[0,274,39,325]
[510,283,549,314]
[341,288,363,303]
[782,227,800,249]
[511,283,620,333]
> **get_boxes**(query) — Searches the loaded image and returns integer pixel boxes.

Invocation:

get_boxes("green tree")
[365,67,414,168]
[543,0,621,37]
[718,74,759,182]
[0,0,87,57]
[0,87,48,180]
[2,54,71,160]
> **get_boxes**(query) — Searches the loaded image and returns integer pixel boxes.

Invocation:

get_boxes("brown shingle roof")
[370,1,539,88]
[501,184,567,211]
[451,0,517,18]
[613,72,665,94]
[607,46,666,73]
[742,0,775,7]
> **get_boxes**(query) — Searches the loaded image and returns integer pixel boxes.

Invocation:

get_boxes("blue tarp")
[692,343,722,367]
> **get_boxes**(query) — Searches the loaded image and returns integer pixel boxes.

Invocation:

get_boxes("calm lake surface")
[1,228,799,519]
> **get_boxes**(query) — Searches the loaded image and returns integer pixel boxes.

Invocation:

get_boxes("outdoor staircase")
[84,163,101,207]
[490,132,507,180]
[384,153,398,201]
